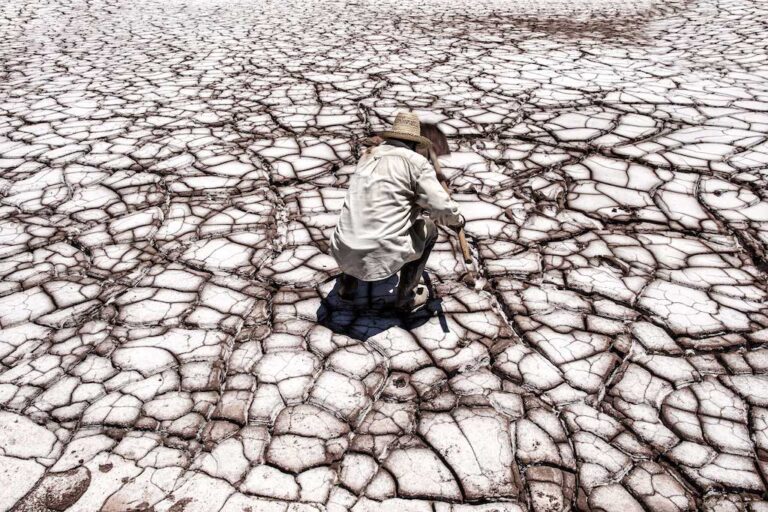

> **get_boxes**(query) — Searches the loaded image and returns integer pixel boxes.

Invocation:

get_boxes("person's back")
[331,143,437,281]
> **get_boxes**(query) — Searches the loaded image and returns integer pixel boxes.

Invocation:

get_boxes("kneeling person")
[330,112,464,310]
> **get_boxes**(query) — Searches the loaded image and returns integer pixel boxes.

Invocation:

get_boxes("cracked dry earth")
[1,0,768,511]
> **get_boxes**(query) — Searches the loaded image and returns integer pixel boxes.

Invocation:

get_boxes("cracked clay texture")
[1,0,768,510]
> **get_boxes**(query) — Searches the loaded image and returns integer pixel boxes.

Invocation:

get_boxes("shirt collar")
[383,138,415,152]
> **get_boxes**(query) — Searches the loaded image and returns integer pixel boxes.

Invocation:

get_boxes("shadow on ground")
[316,274,451,340]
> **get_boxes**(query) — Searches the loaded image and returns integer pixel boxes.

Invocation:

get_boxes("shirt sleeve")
[413,159,463,227]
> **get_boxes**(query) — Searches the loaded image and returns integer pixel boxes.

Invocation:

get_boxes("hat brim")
[380,131,432,149]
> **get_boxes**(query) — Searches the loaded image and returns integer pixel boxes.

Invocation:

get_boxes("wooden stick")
[457,226,472,265]
[428,149,473,265]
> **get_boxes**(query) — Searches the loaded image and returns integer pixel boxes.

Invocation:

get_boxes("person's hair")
[386,136,417,151]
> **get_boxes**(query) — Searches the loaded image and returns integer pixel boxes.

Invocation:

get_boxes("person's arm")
[413,159,464,227]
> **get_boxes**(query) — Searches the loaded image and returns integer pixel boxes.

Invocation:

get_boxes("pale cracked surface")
[1,0,768,510]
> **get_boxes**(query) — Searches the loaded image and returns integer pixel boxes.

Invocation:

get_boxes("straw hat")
[380,111,432,149]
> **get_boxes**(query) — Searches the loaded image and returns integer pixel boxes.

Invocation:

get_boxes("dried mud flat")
[1,0,767,510]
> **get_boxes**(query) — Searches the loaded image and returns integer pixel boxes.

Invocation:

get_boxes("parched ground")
[1,0,767,510]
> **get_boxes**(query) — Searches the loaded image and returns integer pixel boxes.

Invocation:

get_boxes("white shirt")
[330,144,462,281]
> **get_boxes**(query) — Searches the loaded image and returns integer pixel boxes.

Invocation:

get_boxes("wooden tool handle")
[457,229,472,264]
[430,149,473,264]
[437,180,472,263]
